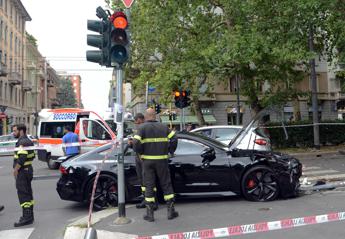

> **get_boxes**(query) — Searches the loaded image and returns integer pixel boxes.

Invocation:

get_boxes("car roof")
[177,132,228,150]
[191,125,242,131]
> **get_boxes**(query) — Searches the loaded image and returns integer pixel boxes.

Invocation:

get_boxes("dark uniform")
[133,120,178,221]
[14,135,35,226]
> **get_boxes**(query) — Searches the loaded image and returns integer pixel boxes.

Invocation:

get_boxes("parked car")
[57,112,301,209]
[0,134,38,156]
[191,124,271,151]
[191,125,242,145]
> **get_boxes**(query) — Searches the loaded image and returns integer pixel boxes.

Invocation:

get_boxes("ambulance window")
[40,122,75,138]
[82,120,111,140]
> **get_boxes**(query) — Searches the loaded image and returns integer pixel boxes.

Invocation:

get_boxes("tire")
[86,174,118,211]
[47,157,59,170]
[241,165,279,202]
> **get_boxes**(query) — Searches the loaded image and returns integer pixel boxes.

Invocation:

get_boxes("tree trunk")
[250,96,263,115]
[193,96,206,126]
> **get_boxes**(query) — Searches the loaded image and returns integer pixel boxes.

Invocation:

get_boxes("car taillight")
[254,139,267,145]
[59,166,68,175]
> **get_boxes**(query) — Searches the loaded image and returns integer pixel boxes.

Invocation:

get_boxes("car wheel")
[241,165,279,202]
[86,174,118,210]
[47,157,59,170]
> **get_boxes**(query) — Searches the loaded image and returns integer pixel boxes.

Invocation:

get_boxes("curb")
[289,150,339,158]
[64,206,136,239]
[64,227,137,239]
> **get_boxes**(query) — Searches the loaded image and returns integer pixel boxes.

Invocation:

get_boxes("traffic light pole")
[114,66,131,225]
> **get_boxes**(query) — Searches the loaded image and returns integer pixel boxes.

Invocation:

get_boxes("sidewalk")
[64,189,345,239]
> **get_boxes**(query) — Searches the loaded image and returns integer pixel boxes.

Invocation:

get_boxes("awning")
[160,115,217,125]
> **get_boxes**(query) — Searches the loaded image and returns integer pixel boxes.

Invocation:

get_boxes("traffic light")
[109,11,130,66]
[86,7,111,66]
[174,90,191,108]
[155,104,161,114]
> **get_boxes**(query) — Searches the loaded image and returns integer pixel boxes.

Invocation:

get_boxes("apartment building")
[0,0,31,134]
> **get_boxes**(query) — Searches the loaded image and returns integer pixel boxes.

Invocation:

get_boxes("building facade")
[58,74,82,108]
[129,58,344,127]
[0,0,31,134]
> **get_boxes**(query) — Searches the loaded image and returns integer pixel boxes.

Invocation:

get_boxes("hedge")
[266,120,345,148]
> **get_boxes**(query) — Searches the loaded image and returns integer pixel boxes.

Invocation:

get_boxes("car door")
[78,119,113,153]
[170,138,231,193]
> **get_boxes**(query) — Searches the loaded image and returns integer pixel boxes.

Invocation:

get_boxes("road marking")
[0,228,34,239]
[301,173,345,182]
[303,169,338,176]
[33,174,60,180]
[302,166,321,171]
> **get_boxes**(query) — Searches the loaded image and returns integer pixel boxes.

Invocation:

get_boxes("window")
[40,122,75,138]
[0,20,2,40]
[0,81,2,98]
[0,50,2,62]
[4,26,7,43]
[174,139,208,155]
[227,113,243,125]
[82,120,111,140]
[0,0,3,8]
[214,128,240,142]
[9,31,12,49]
[4,83,6,99]
[4,53,6,65]
[194,129,212,138]
[14,36,17,53]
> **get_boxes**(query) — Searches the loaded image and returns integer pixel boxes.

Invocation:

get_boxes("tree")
[109,0,345,124]
[56,78,77,108]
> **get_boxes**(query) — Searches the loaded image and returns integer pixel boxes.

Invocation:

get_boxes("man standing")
[13,124,35,227]
[62,126,80,157]
[133,108,178,222]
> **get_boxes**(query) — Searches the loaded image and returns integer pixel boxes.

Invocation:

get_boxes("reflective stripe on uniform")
[133,135,142,141]
[145,197,155,203]
[142,138,168,143]
[17,150,28,155]
[141,186,146,192]
[164,194,174,201]
[20,201,33,208]
[141,155,169,160]
[24,161,33,166]
[167,131,176,139]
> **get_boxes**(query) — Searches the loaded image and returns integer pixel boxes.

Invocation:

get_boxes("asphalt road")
[0,156,90,239]
[1,152,345,239]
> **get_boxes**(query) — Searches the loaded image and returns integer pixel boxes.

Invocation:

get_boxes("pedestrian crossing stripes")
[301,166,345,183]
[0,228,34,239]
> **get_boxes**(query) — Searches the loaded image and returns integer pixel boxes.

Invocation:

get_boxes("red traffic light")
[111,11,128,29]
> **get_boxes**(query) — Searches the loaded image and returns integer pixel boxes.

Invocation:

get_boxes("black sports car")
[57,128,302,209]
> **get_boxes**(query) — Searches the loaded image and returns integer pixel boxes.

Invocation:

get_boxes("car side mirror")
[201,148,215,163]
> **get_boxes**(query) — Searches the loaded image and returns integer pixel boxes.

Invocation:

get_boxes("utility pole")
[235,74,241,125]
[309,25,320,149]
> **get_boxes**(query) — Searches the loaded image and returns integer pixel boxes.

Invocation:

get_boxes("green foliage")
[26,32,37,47]
[56,79,77,108]
[268,120,345,148]
[110,0,345,122]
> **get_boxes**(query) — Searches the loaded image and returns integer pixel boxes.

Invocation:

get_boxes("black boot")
[152,201,159,211]
[136,199,146,209]
[0,205,4,212]
[167,200,178,220]
[14,208,34,227]
[143,203,154,222]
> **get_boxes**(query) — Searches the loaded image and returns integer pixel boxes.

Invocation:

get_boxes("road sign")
[122,0,134,8]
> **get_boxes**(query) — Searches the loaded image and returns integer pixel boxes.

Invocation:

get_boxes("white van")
[37,108,116,169]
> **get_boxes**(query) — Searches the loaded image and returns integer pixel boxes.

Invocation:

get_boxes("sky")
[21,0,113,113]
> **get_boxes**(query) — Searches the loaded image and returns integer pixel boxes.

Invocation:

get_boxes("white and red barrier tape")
[137,211,345,239]
[0,140,115,154]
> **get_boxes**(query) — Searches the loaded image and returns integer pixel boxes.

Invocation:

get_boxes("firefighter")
[133,108,178,222]
[129,113,158,210]
[12,124,35,227]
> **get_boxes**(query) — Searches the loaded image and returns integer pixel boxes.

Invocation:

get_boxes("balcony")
[23,81,32,91]
[8,72,22,85]
[47,79,55,87]
[26,61,37,69]
[0,62,7,77]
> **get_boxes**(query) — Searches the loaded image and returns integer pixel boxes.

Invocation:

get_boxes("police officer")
[133,108,178,222]
[12,124,35,227]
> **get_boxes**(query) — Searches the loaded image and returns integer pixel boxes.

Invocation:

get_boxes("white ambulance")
[37,108,116,169]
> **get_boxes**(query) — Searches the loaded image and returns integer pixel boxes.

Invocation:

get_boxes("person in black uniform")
[12,124,35,227]
[133,108,178,222]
